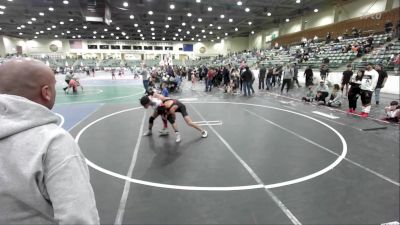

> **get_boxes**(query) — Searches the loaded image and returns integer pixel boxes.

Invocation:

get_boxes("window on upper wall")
[88,45,98,49]
[165,46,173,50]
[122,45,132,50]
[111,45,121,49]
[154,46,163,50]
[133,46,142,50]
[100,45,109,49]
[144,46,153,50]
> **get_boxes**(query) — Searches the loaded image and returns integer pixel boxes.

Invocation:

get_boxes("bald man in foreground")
[0,59,99,224]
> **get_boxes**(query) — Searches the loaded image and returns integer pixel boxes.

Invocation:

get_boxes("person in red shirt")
[206,68,215,92]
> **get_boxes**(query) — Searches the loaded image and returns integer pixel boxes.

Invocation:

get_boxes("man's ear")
[41,85,51,101]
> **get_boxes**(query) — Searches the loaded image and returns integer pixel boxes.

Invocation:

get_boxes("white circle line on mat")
[75,102,347,191]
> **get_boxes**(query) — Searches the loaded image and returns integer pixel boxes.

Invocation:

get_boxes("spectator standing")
[374,64,388,105]
[341,64,353,95]
[206,68,215,92]
[141,65,150,93]
[241,66,253,96]
[320,64,329,81]
[292,63,301,88]
[259,66,266,90]
[266,67,273,90]
[347,70,364,113]
[223,65,230,93]
[304,66,314,87]
[281,64,294,94]
[359,63,379,118]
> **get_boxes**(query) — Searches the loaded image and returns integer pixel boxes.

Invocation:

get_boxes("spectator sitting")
[161,82,169,97]
[384,101,400,123]
[315,80,330,104]
[302,86,315,102]
[327,84,342,107]
[384,20,393,34]
[351,27,359,37]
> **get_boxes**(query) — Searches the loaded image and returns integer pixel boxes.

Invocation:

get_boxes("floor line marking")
[190,105,302,225]
[114,111,147,225]
[56,91,143,105]
[55,113,65,128]
[75,102,351,191]
[244,109,399,187]
[76,106,263,191]
[312,111,340,119]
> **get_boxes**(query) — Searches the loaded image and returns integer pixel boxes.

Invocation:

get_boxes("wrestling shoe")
[201,130,208,138]
[361,112,369,118]
[175,132,181,143]
[159,129,169,136]
[143,130,152,136]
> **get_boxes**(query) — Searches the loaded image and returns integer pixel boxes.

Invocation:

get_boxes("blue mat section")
[53,103,102,131]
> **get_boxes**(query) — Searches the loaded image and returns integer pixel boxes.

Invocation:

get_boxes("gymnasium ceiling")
[0,0,331,42]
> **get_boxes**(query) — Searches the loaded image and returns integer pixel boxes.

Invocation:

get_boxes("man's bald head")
[0,58,56,109]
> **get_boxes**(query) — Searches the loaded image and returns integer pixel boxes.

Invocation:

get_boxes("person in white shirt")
[359,63,379,118]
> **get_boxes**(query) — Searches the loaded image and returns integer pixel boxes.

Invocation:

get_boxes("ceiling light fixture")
[229,18,233,22]
[187,12,192,17]
[235,28,238,31]
[167,16,172,20]
[170,4,175,9]
[63,0,69,4]
[207,6,212,11]
[39,12,44,16]
[150,21,154,24]
[134,23,138,27]
[104,28,108,32]
[286,18,290,22]
[196,0,201,3]
[237,1,242,6]
[314,9,319,12]
[245,7,250,12]
[31,17,36,21]
[267,12,271,16]
[182,22,186,26]
[123,2,128,7]
[69,18,74,21]
[198,18,202,22]
[148,11,153,15]
[220,15,225,18]
[48,7,54,11]
[60,21,64,24]
[130,15,134,19]
[165,24,169,28]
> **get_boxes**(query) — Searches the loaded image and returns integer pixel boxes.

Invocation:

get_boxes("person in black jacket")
[304,66,314,87]
[258,66,266,90]
[241,66,253,96]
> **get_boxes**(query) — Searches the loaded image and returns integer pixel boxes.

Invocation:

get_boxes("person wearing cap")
[359,63,379,118]
[374,64,388,105]
[315,80,330,104]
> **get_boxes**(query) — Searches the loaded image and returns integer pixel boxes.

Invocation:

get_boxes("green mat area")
[55,85,144,105]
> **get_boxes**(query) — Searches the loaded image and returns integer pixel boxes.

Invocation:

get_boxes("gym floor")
[54,72,399,225]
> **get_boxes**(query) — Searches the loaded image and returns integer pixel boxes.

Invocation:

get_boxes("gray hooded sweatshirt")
[0,94,99,224]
